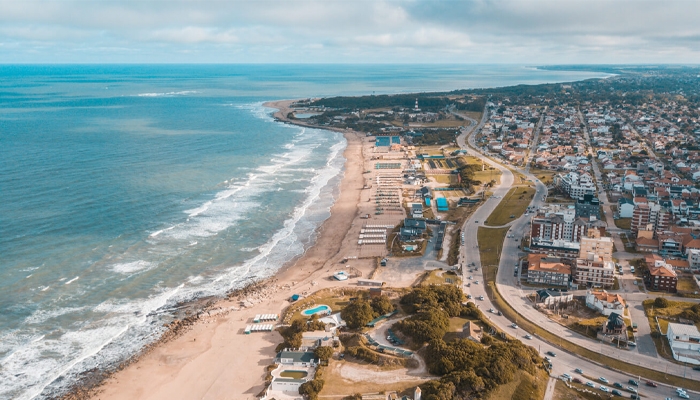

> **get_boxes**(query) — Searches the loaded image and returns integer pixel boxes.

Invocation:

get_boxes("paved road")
[452,111,699,397]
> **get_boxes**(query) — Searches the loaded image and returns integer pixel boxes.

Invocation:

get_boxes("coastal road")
[453,109,699,395]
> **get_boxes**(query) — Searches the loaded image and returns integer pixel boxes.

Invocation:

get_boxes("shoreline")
[84,99,369,400]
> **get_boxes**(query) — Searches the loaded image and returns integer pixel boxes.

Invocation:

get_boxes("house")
[601,312,626,336]
[635,236,659,252]
[618,198,635,218]
[535,289,573,307]
[667,323,700,365]
[276,350,319,367]
[462,321,483,343]
[585,290,626,316]
[411,203,423,218]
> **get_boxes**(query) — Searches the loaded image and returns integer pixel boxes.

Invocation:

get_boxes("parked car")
[645,381,657,387]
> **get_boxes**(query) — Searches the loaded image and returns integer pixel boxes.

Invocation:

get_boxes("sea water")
[0,64,610,399]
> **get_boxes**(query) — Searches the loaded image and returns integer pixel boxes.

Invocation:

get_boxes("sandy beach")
[92,100,376,400]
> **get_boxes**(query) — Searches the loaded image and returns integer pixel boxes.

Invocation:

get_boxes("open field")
[487,369,548,400]
[530,168,557,186]
[473,169,502,186]
[428,174,453,184]
[420,270,462,287]
[478,226,510,267]
[485,186,536,227]
[677,275,699,292]
[319,358,428,397]
[614,218,631,230]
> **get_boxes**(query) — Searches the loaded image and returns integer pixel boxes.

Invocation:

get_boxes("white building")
[585,290,626,316]
[667,323,700,365]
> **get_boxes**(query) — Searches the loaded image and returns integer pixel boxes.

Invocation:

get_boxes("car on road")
[477,295,484,300]
[524,334,532,339]
[545,351,556,357]
[693,365,700,371]
[572,378,582,384]
[630,395,639,400]
[575,368,583,374]
[612,390,623,396]
[678,393,690,399]
[613,382,623,388]
[599,377,609,384]
[645,381,657,387]
[497,310,502,316]
[599,386,609,393]
[488,308,494,313]
[676,388,687,395]
[544,356,551,363]
[628,379,638,386]
[626,386,637,393]
[511,323,518,329]
[561,373,571,381]
[585,382,595,388]
[468,276,473,280]
[475,220,478,223]
[474,280,479,284]
[466,294,472,299]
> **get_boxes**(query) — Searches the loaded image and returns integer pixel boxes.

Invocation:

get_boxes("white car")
[678,393,690,399]
[676,388,687,395]
[627,387,637,393]
[599,386,609,393]
[561,373,571,381]
[585,382,595,388]
[524,334,532,339]
[599,377,609,384]
[511,323,518,328]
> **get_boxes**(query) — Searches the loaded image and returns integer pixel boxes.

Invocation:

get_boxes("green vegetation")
[299,371,325,400]
[447,229,462,266]
[277,316,327,351]
[340,294,395,329]
[477,227,510,267]
[420,270,462,287]
[614,218,631,230]
[314,346,334,362]
[485,186,535,227]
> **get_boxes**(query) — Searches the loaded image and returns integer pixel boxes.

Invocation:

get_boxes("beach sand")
[93,100,375,400]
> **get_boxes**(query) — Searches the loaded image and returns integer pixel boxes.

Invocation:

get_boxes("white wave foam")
[111,261,154,275]
[64,277,79,285]
[136,90,199,97]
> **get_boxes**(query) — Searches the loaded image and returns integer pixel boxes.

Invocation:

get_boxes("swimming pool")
[301,304,331,316]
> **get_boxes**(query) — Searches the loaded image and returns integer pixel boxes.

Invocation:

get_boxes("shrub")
[654,297,669,308]
[370,295,394,316]
[314,346,334,361]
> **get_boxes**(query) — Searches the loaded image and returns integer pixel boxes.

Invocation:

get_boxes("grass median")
[485,186,535,227]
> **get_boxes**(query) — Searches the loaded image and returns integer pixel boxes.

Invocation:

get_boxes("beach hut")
[245,325,252,334]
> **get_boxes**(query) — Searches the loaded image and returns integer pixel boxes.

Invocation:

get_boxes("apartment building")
[530,208,588,243]
[526,254,571,287]
[644,258,678,293]
[574,254,615,288]
[579,229,614,261]
[631,201,671,237]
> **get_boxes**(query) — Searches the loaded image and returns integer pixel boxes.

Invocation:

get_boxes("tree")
[299,378,325,400]
[341,298,377,329]
[314,346,334,361]
[654,297,669,308]
[371,295,394,315]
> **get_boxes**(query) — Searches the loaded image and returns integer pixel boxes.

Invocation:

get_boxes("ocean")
[0,64,611,399]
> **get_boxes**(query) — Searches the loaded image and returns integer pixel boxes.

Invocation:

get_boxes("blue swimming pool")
[302,305,331,316]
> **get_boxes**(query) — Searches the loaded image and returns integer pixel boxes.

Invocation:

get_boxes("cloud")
[0,0,699,63]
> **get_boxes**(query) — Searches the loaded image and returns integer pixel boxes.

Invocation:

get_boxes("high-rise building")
[631,201,670,237]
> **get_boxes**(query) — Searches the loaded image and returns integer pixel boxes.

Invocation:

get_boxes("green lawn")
[477,226,510,268]
[485,186,536,227]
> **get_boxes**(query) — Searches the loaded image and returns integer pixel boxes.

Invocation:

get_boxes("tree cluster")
[421,339,542,400]
[340,295,395,329]
[277,315,326,351]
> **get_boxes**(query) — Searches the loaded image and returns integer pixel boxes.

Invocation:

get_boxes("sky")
[1,0,700,64]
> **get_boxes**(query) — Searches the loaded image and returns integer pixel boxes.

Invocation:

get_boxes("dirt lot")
[319,358,431,397]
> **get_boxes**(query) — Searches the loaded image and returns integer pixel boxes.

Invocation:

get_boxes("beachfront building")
[585,290,625,316]
[667,323,700,365]
[276,350,319,367]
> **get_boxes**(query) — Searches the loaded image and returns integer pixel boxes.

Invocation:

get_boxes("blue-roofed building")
[376,137,391,147]
[436,197,448,211]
